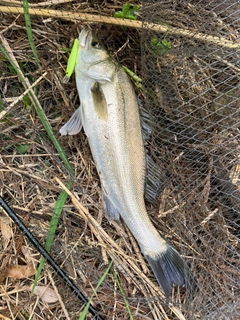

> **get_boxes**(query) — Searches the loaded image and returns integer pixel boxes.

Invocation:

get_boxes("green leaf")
[122,3,131,16]
[161,39,172,49]
[114,12,124,19]
[150,37,172,55]
[114,2,139,21]
[22,94,31,109]
[16,144,29,154]
[43,159,51,167]
[125,13,137,20]
[132,4,138,11]
[122,65,142,89]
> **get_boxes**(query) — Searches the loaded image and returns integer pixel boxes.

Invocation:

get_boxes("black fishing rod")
[0,196,103,320]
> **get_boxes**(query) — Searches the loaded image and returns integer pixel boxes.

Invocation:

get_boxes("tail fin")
[144,244,196,298]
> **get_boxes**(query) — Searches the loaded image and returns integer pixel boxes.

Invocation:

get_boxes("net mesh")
[141,1,240,318]
[0,0,239,319]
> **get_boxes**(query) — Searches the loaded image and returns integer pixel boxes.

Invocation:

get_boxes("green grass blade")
[22,0,40,68]
[31,180,72,295]
[79,260,113,320]
[112,268,134,320]
[46,181,72,251]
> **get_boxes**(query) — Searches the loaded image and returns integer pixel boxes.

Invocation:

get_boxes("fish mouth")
[79,27,91,48]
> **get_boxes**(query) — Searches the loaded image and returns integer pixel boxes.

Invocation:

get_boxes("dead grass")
[0,1,240,319]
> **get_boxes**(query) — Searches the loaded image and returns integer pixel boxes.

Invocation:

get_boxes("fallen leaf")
[0,216,12,249]
[6,264,36,279]
[31,285,58,303]
[0,256,10,284]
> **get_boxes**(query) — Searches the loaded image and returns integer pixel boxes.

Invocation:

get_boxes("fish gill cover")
[0,1,239,319]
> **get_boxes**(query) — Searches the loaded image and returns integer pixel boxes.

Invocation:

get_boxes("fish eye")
[91,41,100,48]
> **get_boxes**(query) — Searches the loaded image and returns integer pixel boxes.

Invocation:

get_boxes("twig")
[214,55,240,73]
[0,19,17,35]
[0,6,239,49]
[0,72,47,121]
[158,201,187,218]
[47,270,71,320]
[1,0,76,7]
[200,207,218,226]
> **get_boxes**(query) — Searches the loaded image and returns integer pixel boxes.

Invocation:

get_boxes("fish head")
[76,26,116,82]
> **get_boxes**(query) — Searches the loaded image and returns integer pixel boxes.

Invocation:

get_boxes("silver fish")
[60,27,193,297]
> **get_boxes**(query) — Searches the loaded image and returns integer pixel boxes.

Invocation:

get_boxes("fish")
[60,26,194,298]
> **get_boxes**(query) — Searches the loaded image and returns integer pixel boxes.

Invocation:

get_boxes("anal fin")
[102,190,120,222]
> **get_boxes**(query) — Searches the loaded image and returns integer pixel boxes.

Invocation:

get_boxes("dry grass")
[0,1,240,319]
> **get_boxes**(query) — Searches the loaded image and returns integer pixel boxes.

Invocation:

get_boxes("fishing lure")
[63,38,79,83]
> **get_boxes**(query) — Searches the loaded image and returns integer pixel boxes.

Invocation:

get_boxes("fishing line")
[0,196,103,320]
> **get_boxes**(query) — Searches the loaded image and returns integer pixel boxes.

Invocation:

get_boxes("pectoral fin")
[91,82,108,121]
[59,105,83,136]
[102,190,120,222]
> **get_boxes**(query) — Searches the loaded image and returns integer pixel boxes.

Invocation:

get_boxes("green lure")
[63,38,78,83]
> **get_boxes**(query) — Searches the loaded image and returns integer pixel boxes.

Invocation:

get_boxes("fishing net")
[0,1,239,319]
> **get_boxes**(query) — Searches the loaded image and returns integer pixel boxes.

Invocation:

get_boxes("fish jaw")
[78,26,90,48]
